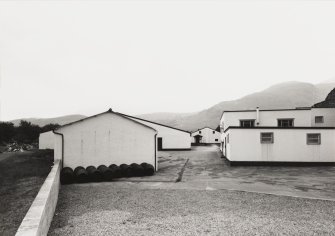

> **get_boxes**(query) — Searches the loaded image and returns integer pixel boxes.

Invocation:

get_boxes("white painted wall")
[39,131,55,149]
[311,108,335,127]
[54,113,158,170]
[126,116,191,149]
[221,109,312,131]
[191,127,221,144]
[223,128,335,162]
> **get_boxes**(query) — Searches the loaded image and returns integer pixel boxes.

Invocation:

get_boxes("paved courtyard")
[49,145,335,235]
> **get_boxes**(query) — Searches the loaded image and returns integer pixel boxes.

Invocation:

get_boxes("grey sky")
[1,0,335,121]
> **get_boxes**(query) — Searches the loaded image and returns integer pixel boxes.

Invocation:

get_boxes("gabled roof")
[192,127,219,134]
[55,109,157,132]
[118,112,191,134]
[312,88,335,108]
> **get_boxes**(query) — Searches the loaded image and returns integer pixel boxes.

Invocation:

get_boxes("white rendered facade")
[220,108,335,163]
[53,111,158,170]
[191,127,221,144]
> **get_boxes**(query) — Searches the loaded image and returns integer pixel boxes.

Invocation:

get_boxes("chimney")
[256,107,260,126]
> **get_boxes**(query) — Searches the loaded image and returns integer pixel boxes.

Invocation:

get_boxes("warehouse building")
[220,88,335,164]
[191,127,221,145]
[120,113,191,150]
[52,109,158,170]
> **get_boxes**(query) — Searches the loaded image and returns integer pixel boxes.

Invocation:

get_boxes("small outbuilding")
[38,131,54,149]
[53,109,158,170]
[191,127,221,145]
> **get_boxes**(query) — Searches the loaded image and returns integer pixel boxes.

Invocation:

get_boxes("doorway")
[157,137,163,151]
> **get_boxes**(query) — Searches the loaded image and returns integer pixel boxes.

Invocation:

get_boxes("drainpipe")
[154,133,157,171]
[53,130,64,168]
[256,107,260,126]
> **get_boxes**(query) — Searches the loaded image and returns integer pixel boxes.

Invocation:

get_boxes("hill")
[8,81,335,132]
[138,81,335,131]
[10,115,86,127]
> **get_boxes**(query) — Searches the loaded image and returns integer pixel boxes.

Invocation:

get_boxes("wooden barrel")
[119,164,132,177]
[86,166,103,182]
[140,163,155,176]
[97,165,113,181]
[74,166,89,183]
[60,167,74,185]
[109,164,122,178]
[130,163,144,177]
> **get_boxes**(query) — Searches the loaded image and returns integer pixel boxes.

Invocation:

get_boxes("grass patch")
[0,149,53,235]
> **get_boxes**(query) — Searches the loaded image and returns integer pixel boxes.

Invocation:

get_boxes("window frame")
[277,118,294,127]
[260,132,274,144]
[239,119,255,128]
[307,133,321,145]
[315,116,324,124]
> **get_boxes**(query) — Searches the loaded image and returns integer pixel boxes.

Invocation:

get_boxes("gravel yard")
[49,145,335,235]
[49,184,335,236]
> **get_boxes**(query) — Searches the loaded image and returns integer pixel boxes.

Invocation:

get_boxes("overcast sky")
[1,0,335,121]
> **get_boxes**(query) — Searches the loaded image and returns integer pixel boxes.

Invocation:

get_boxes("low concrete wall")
[16,159,61,236]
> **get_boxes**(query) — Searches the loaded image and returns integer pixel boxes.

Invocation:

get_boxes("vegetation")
[0,120,60,145]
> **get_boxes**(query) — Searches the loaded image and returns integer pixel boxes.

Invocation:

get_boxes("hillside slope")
[8,81,335,131]
[138,81,335,131]
[10,115,86,127]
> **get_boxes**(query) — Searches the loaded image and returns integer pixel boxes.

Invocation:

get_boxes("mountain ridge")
[7,80,335,132]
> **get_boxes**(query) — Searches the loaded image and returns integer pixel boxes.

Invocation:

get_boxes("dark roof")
[312,88,335,108]
[118,113,191,134]
[55,109,157,132]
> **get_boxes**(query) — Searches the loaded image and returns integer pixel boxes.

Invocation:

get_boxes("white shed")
[191,127,221,145]
[38,131,55,149]
[53,109,158,170]
[120,113,191,151]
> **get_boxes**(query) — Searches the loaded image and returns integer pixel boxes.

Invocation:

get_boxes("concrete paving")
[124,145,335,200]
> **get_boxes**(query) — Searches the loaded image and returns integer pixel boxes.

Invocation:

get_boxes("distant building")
[220,88,335,164]
[53,109,158,170]
[191,127,221,145]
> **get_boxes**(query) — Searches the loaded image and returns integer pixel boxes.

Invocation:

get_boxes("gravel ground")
[49,184,335,236]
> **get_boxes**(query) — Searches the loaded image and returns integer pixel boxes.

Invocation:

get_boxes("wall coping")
[16,159,61,236]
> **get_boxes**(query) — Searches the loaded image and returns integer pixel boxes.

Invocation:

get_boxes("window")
[213,131,215,134]
[260,132,274,143]
[315,116,324,123]
[240,120,255,128]
[307,133,321,145]
[215,139,218,141]
[227,134,229,143]
[199,131,201,134]
[278,119,294,127]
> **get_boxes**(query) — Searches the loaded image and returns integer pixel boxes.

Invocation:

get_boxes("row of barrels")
[60,163,155,185]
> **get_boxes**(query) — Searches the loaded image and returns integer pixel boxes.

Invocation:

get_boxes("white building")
[53,109,158,170]
[120,113,191,150]
[220,88,335,164]
[38,131,54,149]
[191,127,221,145]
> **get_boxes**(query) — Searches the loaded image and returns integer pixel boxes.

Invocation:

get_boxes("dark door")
[157,137,163,151]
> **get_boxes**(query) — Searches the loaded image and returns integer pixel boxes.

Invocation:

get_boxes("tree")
[0,122,15,144]
[41,123,60,133]
[15,120,41,144]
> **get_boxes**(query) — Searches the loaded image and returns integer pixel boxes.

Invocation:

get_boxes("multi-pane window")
[215,139,218,141]
[278,119,294,127]
[315,116,324,124]
[240,120,255,128]
[260,132,274,143]
[307,133,321,145]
